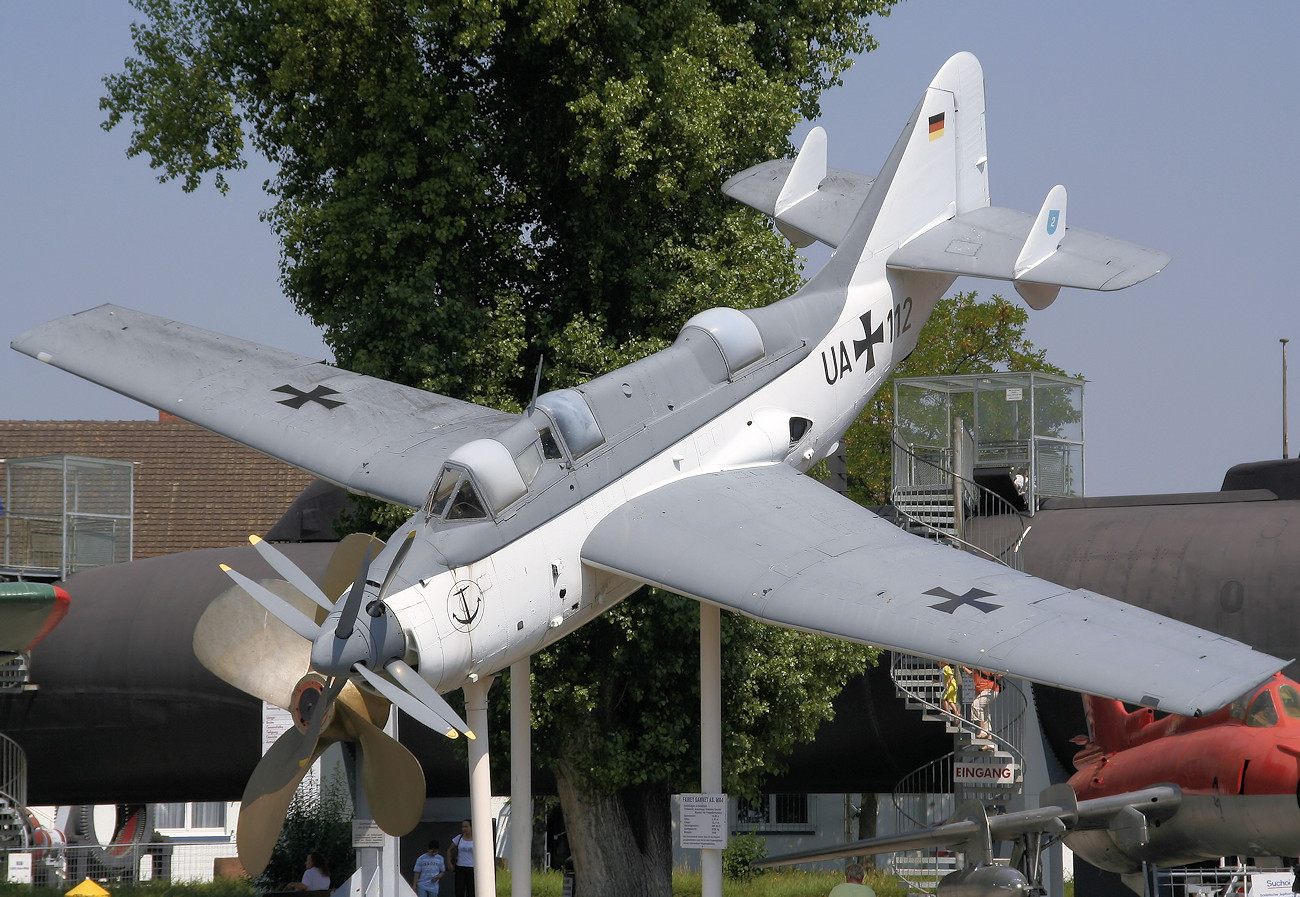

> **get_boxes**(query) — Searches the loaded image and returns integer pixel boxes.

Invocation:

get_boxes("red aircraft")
[1067,673,1300,873]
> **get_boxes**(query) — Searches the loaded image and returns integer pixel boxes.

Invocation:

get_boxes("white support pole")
[700,603,723,897]
[510,658,532,897]
[464,675,498,897]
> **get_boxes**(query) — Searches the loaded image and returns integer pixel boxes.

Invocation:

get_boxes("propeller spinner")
[194,530,472,877]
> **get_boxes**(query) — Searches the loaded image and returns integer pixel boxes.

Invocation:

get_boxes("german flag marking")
[928,112,945,141]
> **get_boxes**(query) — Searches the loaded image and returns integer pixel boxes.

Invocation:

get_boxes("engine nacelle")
[937,863,1029,897]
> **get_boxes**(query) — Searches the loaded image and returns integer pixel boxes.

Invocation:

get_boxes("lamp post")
[1283,338,1291,460]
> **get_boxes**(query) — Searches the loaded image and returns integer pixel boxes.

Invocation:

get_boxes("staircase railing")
[887,653,1028,893]
[890,432,1030,571]
[0,732,28,850]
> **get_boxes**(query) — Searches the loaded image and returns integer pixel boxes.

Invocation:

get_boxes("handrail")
[889,655,1027,823]
[0,732,26,810]
[889,432,1030,571]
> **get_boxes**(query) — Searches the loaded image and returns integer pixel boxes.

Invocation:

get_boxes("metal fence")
[1,840,241,887]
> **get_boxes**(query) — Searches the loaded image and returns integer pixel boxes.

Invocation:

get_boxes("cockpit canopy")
[423,438,528,522]
[675,307,765,379]
[533,389,604,458]
[1230,681,1300,727]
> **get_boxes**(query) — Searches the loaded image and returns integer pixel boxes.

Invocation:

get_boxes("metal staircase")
[890,432,1030,571]
[884,427,1033,894]
[0,731,29,853]
[888,654,1028,892]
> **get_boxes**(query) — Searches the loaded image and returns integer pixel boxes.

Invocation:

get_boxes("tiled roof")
[0,417,315,559]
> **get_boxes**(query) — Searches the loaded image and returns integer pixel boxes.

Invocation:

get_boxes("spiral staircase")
[0,731,29,865]
[883,433,1033,893]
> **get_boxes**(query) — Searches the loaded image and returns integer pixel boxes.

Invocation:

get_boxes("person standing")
[412,839,445,897]
[940,662,961,717]
[829,861,876,896]
[449,819,476,897]
[962,667,1002,742]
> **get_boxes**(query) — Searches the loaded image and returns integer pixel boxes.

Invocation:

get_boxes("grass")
[0,866,906,897]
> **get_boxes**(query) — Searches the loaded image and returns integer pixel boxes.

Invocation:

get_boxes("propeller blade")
[248,535,333,612]
[219,565,319,640]
[295,675,345,768]
[376,530,417,602]
[353,663,459,739]
[387,658,475,738]
[237,725,329,878]
[336,702,426,837]
[322,533,385,603]
[335,546,374,639]
[194,581,313,709]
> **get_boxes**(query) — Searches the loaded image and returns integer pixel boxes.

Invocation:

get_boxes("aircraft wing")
[754,785,1181,867]
[581,465,1285,716]
[11,305,516,508]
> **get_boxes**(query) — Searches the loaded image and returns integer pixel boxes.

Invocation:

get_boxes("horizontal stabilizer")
[887,205,1170,294]
[722,143,875,250]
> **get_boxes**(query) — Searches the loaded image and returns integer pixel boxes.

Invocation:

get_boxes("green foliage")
[102,0,898,885]
[721,831,767,881]
[255,772,355,892]
[840,290,1071,505]
[102,0,894,406]
[516,589,875,802]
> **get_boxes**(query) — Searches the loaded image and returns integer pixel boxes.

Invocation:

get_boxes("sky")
[2,2,1296,496]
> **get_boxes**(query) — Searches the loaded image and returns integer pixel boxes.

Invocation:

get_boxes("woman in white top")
[286,850,331,892]
[450,819,475,897]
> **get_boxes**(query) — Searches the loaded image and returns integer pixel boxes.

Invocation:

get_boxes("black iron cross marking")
[925,587,1002,615]
[272,384,345,410]
[852,311,885,372]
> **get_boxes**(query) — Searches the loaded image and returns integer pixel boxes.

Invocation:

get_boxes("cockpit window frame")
[1245,689,1279,728]
[423,464,491,524]
[534,389,605,459]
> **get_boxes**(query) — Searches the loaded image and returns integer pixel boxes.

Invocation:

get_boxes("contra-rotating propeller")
[193,530,473,877]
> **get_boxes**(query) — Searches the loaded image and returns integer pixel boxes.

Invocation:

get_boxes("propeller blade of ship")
[193,581,314,709]
[376,530,417,602]
[295,674,345,768]
[248,535,333,612]
[337,702,426,837]
[237,724,329,878]
[219,564,319,640]
[322,533,386,604]
[387,658,474,738]
[353,662,459,738]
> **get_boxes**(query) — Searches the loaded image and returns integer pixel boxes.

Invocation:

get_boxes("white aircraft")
[13,52,1284,880]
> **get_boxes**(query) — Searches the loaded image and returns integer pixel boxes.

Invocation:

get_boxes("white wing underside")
[582,464,1284,717]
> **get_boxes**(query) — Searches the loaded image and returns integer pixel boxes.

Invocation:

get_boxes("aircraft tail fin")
[1083,693,1155,753]
[724,52,1169,304]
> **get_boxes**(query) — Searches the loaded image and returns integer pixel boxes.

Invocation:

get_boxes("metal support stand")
[343,717,418,896]
[465,676,498,897]
[700,603,723,897]
[510,658,532,897]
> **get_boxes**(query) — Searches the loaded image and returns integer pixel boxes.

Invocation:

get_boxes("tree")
[256,771,355,892]
[101,2,897,895]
